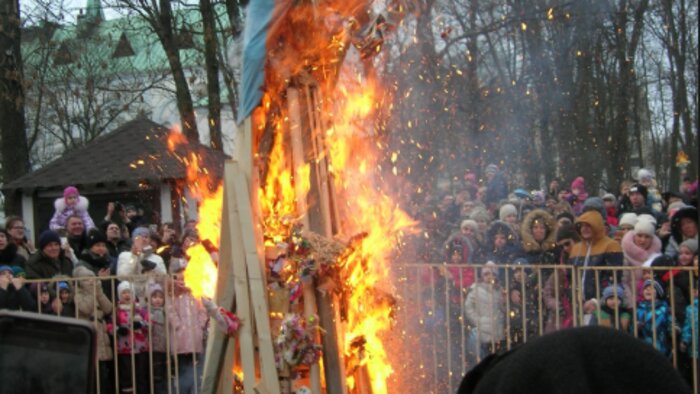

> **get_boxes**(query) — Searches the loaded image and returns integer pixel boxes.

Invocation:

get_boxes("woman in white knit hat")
[620,217,662,305]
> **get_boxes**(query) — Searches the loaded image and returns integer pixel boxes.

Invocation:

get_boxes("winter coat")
[659,268,694,326]
[485,221,525,266]
[0,243,27,267]
[107,303,150,354]
[508,274,541,344]
[594,304,631,331]
[25,251,74,280]
[485,171,508,207]
[0,283,36,311]
[150,306,168,353]
[76,250,114,298]
[49,196,96,231]
[464,281,505,345]
[665,206,698,259]
[73,265,113,361]
[444,233,476,290]
[520,209,558,265]
[636,299,673,358]
[168,284,208,355]
[568,211,624,301]
[116,251,166,301]
[681,299,698,358]
[620,230,662,304]
[542,267,574,334]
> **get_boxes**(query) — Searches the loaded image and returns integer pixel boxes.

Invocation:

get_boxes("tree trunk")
[0,0,30,214]
[200,0,222,151]
[157,0,199,144]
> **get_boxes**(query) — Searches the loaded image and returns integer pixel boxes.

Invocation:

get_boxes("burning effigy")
[165,0,417,393]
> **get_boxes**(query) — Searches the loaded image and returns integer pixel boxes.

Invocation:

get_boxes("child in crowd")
[507,259,539,345]
[108,281,150,394]
[465,262,505,368]
[52,280,76,318]
[679,278,698,386]
[593,285,631,332]
[49,186,96,231]
[35,283,54,314]
[168,258,208,394]
[636,279,674,358]
[147,283,168,394]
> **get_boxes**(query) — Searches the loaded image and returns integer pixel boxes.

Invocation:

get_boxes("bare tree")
[0,0,30,213]
[108,0,200,144]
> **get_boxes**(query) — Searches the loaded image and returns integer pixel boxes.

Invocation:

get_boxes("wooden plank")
[225,161,258,394]
[289,87,322,393]
[231,163,281,394]
[288,87,311,230]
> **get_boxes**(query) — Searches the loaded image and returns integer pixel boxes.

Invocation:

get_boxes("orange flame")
[329,71,416,394]
[166,128,222,299]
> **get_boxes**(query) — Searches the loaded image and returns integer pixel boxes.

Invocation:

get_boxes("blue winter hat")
[643,279,665,299]
[131,227,150,240]
[11,266,25,278]
[602,285,624,301]
[58,281,70,291]
[0,265,13,275]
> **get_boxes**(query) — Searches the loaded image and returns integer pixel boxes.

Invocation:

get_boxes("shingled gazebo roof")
[3,118,227,193]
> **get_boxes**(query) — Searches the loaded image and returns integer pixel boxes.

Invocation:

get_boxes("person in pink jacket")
[168,257,208,394]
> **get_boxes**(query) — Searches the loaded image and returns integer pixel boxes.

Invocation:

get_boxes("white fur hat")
[637,213,657,226]
[618,213,638,229]
[634,220,656,237]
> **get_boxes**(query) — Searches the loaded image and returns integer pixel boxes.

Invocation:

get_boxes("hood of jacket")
[54,195,89,212]
[521,209,557,253]
[574,210,607,243]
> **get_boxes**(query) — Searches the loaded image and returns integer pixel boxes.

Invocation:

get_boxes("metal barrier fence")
[17,274,205,394]
[397,263,698,394]
[7,265,698,394]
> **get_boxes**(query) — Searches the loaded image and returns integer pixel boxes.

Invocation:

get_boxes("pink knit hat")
[63,186,79,199]
[570,177,585,192]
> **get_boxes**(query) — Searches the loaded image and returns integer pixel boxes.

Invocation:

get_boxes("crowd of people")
[403,165,698,389]
[0,186,207,394]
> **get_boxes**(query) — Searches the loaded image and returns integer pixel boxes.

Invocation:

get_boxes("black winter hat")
[86,229,108,249]
[38,230,61,250]
[629,183,648,199]
[556,223,580,243]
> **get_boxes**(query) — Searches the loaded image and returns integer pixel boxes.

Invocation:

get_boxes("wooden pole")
[232,165,280,394]
[301,84,347,394]
[289,87,323,394]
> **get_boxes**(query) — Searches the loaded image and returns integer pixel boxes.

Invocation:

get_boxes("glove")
[116,326,129,337]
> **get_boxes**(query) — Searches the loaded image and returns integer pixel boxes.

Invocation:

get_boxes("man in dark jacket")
[25,230,74,280]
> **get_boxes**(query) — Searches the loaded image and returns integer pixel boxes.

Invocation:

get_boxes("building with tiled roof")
[2,118,227,239]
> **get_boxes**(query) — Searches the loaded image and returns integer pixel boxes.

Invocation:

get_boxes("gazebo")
[2,117,227,239]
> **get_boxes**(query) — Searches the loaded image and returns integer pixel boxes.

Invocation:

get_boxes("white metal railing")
[397,263,698,394]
